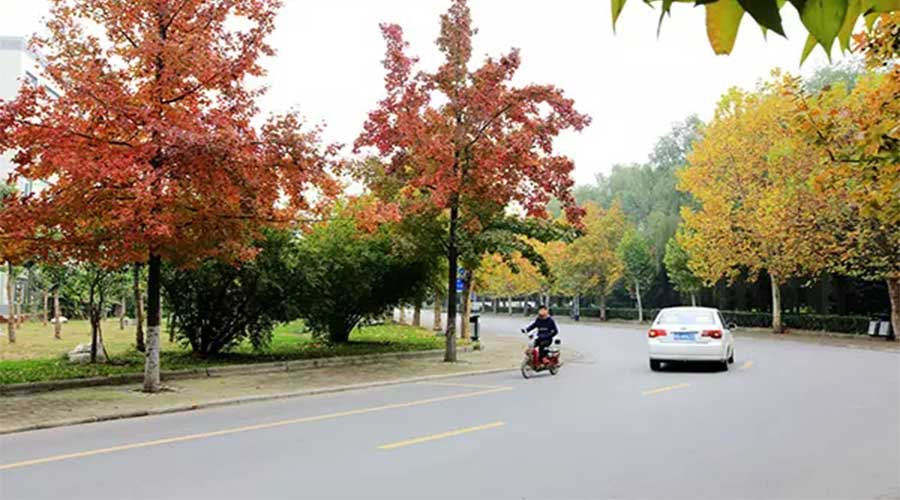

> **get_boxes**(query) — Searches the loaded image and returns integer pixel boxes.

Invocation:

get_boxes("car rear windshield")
[655,310,716,326]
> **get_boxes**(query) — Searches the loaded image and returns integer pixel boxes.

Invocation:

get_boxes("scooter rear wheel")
[549,365,559,376]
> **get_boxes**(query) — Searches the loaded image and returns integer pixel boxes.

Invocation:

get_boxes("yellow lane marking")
[416,381,510,390]
[0,387,512,472]
[642,383,690,396]
[378,421,506,450]
[739,360,754,371]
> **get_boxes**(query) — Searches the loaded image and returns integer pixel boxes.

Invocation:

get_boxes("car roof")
[657,307,720,313]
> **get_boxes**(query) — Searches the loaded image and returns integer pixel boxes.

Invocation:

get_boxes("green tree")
[64,264,128,363]
[162,231,297,356]
[803,57,866,93]
[618,228,656,322]
[664,235,703,306]
[292,206,439,343]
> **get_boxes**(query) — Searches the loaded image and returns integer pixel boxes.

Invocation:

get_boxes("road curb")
[0,347,477,397]
[0,366,518,436]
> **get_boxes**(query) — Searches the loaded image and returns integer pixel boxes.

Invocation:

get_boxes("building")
[1,35,59,195]
[1,36,58,319]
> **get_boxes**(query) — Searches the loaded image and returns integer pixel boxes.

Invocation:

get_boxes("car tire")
[720,359,730,372]
[728,349,735,364]
[650,359,662,371]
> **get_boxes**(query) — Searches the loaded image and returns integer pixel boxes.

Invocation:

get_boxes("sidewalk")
[0,336,525,434]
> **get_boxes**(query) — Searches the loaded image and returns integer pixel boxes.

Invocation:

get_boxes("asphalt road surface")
[1,314,898,499]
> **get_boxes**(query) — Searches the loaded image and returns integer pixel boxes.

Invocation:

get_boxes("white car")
[647,307,735,371]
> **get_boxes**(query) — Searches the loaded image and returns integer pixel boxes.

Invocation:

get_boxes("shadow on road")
[655,361,729,373]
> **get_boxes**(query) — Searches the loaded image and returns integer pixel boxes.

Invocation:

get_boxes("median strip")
[642,383,690,396]
[378,421,506,450]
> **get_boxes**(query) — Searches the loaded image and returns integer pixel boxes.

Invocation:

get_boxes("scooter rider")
[522,305,559,360]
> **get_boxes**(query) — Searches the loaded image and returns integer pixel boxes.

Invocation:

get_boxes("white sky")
[0,0,838,184]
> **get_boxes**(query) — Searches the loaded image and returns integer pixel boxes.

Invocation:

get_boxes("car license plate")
[674,332,695,341]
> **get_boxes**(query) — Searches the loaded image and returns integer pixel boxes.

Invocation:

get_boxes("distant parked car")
[648,307,735,372]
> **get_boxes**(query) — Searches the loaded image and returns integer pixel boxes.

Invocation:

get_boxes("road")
[1,314,898,499]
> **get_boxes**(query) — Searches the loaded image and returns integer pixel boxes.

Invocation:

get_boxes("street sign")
[456,278,464,292]
[457,267,465,278]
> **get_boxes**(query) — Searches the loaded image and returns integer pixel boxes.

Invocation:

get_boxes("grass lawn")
[0,319,446,385]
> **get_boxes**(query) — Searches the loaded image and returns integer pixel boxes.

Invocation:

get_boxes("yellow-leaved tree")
[561,202,627,320]
[475,252,542,314]
[679,81,833,333]
[785,14,899,339]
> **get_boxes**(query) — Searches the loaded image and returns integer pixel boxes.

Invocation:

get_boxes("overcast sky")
[0,0,836,184]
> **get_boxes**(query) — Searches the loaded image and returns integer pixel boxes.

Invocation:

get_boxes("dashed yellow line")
[642,383,690,396]
[0,387,512,472]
[739,360,753,371]
[416,381,510,390]
[378,422,505,450]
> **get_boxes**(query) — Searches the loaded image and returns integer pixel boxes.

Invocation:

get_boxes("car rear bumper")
[648,341,727,361]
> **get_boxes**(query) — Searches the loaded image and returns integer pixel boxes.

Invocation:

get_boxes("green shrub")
[162,231,297,356]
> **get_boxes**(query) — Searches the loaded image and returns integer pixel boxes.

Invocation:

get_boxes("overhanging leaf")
[658,0,676,36]
[738,0,786,35]
[612,0,628,31]
[800,32,818,64]
[837,0,862,51]
[863,0,900,15]
[796,0,849,52]
[706,0,746,54]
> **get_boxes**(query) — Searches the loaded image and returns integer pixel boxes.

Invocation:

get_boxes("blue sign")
[456,278,464,292]
[457,267,466,278]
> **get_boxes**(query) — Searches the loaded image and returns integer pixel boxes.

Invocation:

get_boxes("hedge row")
[488,305,873,334]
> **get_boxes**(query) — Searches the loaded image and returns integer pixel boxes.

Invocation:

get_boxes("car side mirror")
[727,322,737,330]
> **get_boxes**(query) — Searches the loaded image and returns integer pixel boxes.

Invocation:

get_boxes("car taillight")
[702,329,722,339]
[649,328,667,338]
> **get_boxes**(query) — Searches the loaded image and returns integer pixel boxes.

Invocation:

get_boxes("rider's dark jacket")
[524,316,559,341]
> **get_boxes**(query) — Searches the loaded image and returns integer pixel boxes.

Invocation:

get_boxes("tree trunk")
[133,263,145,352]
[690,292,697,307]
[635,279,644,323]
[89,282,98,364]
[492,298,498,313]
[6,263,15,343]
[42,290,49,326]
[771,276,783,334]
[398,305,407,324]
[433,298,443,332]
[886,277,899,342]
[144,254,162,392]
[460,271,471,340]
[90,306,100,364]
[412,301,421,327]
[444,199,459,362]
[119,296,126,330]
[53,289,62,340]
[507,296,513,315]
[599,293,607,321]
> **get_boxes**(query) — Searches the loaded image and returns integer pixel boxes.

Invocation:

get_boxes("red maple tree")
[0,0,338,391]
[355,0,590,361]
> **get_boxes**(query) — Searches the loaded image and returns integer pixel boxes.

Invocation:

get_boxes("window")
[656,310,717,326]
